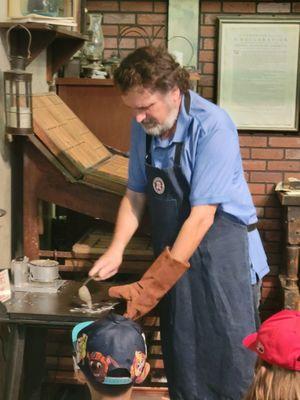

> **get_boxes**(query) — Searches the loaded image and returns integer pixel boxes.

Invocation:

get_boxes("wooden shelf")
[0,22,87,82]
[56,77,115,86]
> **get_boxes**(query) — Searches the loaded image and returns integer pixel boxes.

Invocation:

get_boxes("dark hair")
[114,46,190,94]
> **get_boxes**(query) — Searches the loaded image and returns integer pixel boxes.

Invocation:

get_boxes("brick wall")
[85,0,300,317]
[199,0,300,318]
[85,0,168,59]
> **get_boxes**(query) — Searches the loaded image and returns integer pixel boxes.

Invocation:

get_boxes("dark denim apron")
[145,94,257,400]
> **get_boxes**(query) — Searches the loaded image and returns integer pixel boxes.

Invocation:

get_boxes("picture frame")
[217,17,300,131]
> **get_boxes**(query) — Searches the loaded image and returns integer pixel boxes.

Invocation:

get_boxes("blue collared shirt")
[128,90,269,282]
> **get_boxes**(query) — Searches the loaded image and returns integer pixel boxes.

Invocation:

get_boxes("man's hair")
[243,359,300,400]
[114,46,190,94]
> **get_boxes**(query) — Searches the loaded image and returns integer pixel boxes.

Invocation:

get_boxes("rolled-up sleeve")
[190,110,240,206]
[127,120,147,193]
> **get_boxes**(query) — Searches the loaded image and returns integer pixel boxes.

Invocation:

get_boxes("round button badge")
[152,177,165,195]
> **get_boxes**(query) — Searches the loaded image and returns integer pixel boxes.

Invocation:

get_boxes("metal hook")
[6,24,32,60]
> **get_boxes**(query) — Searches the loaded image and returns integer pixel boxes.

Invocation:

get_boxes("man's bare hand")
[89,248,123,280]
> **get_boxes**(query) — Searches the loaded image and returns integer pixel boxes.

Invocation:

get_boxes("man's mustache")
[141,118,158,127]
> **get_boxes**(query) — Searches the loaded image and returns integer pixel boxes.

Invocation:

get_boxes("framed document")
[217,17,300,131]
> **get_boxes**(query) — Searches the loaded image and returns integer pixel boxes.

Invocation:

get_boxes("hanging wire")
[168,35,195,66]
[117,25,152,58]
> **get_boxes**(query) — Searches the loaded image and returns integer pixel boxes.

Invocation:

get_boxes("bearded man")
[89,46,269,400]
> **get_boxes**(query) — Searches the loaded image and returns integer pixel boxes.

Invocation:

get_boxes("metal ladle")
[78,276,94,309]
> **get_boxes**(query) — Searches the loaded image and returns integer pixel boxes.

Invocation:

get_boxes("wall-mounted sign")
[217,17,300,132]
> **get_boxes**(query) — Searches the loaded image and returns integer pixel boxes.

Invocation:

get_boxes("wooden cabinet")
[56,78,132,152]
[277,192,300,310]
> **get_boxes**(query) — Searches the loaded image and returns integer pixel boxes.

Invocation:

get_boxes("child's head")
[242,309,300,400]
[72,312,150,398]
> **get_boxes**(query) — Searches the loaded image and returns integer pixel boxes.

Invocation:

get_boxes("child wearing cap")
[242,309,300,400]
[72,312,150,400]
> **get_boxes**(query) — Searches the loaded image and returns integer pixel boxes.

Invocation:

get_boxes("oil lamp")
[3,24,33,135]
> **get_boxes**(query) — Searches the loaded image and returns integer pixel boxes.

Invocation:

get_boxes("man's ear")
[135,362,150,384]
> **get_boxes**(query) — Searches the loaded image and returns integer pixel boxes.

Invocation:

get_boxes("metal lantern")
[4,24,33,135]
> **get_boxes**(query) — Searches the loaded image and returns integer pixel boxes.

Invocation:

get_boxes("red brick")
[150,38,165,48]
[241,147,250,159]
[285,149,300,159]
[200,26,215,38]
[249,183,266,194]
[266,184,276,194]
[154,2,167,13]
[268,161,300,171]
[251,148,283,160]
[204,13,219,25]
[102,25,118,36]
[203,38,215,50]
[118,49,132,58]
[263,276,281,288]
[244,171,249,182]
[119,37,135,49]
[153,25,166,39]
[264,242,281,254]
[256,207,265,218]
[199,75,214,86]
[136,38,164,47]
[201,1,221,12]
[284,172,300,180]
[202,87,214,100]
[269,137,300,148]
[243,160,266,171]
[137,14,166,25]
[86,1,119,12]
[104,49,115,59]
[250,172,283,183]
[293,3,300,12]
[252,195,278,207]
[264,207,281,219]
[121,2,153,12]
[203,62,215,74]
[257,2,291,13]
[223,2,256,13]
[264,231,282,242]
[239,136,267,147]
[258,219,281,230]
[105,37,118,48]
[261,285,281,299]
[199,50,215,62]
[266,254,282,267]
[104,13,135,24]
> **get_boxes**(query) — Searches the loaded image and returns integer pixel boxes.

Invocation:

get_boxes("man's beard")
[141,105,178,137]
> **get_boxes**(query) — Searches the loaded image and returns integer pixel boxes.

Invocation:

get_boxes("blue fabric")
[145,138,258,398]
[128,90,269,282]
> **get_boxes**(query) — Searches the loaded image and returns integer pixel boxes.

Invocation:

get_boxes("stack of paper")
[32,93,129,196]
[3,13,76,27]
[0,269,11,303]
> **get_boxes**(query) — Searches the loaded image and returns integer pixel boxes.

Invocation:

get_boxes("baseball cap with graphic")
[72,312,147,386]
[243,309,300,371]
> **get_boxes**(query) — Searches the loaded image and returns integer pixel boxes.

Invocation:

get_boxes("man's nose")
[135,111,147,123]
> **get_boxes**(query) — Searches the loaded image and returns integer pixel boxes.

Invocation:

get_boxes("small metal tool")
[78,275,96,309]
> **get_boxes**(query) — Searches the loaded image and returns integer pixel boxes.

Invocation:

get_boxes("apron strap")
[174,143,183,166]
[145,134,152,165]
[184,91,191,115]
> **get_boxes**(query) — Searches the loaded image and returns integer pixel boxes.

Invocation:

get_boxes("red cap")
[243,310,300,371]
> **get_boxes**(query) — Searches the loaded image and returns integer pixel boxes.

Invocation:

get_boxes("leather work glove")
[108,247,190,320]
